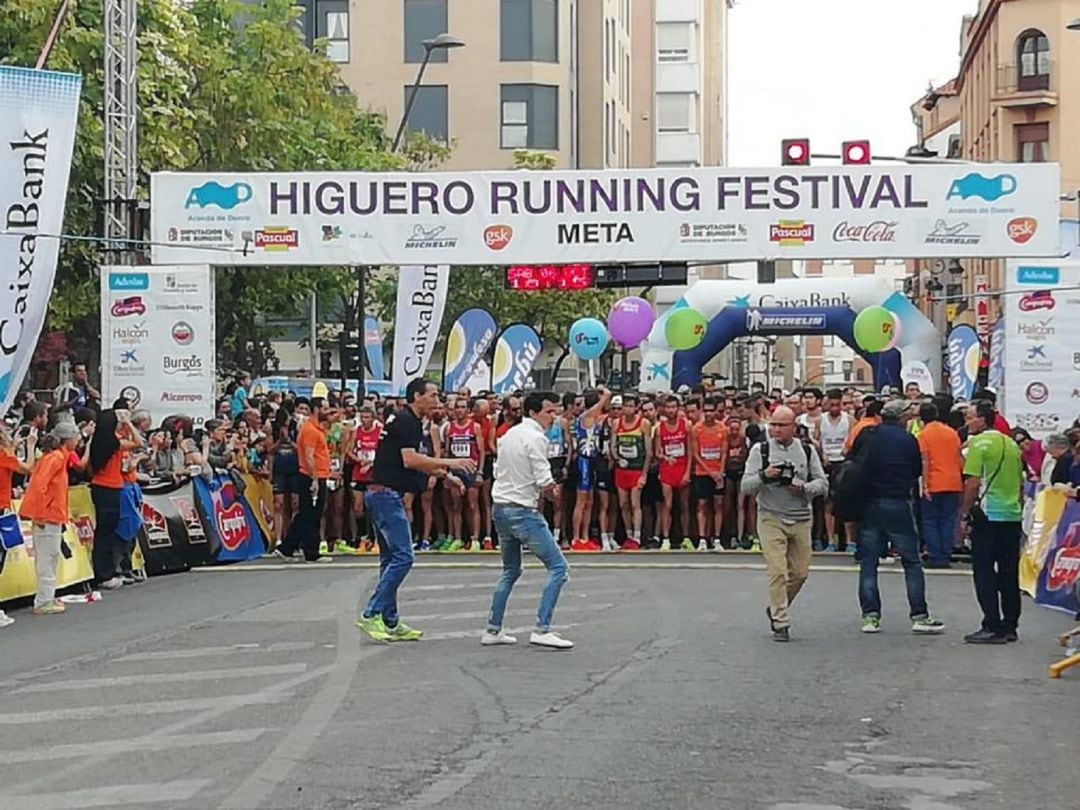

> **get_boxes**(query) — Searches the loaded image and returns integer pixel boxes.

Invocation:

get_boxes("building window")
[855,367,866,383]
[501,84,558,149]
[402,85,448,142]
[1017,29,1050,91]
[500,0,557,63]
[821,361,835,377]
[656,22,692,62]
[404,0,448,64]
[842,360,854,382]
[656,93,693,133]
[1016,122,1049,163]
[823,335,835,348]
[605,19,613,79]
[317,1,349,63]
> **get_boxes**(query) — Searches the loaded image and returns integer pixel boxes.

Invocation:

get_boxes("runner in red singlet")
[445,399,483,549]
[656,395,692,549]
[349,406,382,551]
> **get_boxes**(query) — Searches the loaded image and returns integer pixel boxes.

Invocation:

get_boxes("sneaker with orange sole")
[481,538,494,551]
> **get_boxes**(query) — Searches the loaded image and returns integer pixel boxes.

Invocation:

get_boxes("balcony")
[656,131,701,164]
[993,63,1058,108]
[656,61,700,93]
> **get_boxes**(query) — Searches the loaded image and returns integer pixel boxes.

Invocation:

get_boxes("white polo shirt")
[492,418,555,508]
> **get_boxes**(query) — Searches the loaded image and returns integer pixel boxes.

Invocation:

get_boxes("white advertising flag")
[101,266,216,426]
[0,67,82,414]
[151,164,1061,266]
[391,265,450,393]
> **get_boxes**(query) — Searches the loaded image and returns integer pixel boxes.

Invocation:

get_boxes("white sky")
[728,0,981,166]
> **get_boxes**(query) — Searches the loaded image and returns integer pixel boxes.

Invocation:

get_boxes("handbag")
[834,427,877,520]
[0,511,26,550]
[969,436,1007,527]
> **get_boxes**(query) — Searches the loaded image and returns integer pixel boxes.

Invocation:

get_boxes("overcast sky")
[728,0,980,166]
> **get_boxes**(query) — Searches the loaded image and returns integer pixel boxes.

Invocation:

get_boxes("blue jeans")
[362,490,415,627]
[488,504,569,632]
[921,492,960,565]
[858,498,928,619]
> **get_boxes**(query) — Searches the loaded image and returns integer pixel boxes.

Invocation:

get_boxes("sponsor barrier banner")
[140,483,216,575]
[987,318,1005,393]
[1021,487,1080,616]
[0,67,82,414]
[363,315,385,381]
[238,472,275,546]
[945,325,980,402]
[191,475,265,563]
[491,324,543,394]
[442,308,497,393]
[391,265,449,393]
[149,165,1061,266]
[101,265,216,426]
[1002,261,1080,437]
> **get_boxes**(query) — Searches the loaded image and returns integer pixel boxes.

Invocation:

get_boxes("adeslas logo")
[108,272,149,291]
[1017,266,1060,286]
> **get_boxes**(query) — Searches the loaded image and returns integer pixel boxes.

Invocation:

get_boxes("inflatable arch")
[640,277,940,392]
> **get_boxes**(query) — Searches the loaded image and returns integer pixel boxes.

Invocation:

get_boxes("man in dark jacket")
[850,399,945,635]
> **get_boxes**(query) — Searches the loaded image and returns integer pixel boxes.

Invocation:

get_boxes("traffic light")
[338,332,364,378]
[841,140,872,165]
[781,138,811,166]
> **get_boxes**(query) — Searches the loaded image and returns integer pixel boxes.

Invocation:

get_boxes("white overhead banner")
[101,266,216,427]
[391,265,450,393]
[0,67,82,414]
[149,164,1061,266]
[1002,261,1080,438]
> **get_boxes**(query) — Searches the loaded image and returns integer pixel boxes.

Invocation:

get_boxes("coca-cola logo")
[1046,521,1080,592]
[217,501,250,551]
[72,516,95,547]
[832,220,898,243]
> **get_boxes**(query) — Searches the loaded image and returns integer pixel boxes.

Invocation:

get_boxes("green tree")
[1,0,447,374]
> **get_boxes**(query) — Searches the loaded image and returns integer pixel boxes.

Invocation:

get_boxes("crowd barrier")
[0,473,268,601]
[1020,487,1080,616]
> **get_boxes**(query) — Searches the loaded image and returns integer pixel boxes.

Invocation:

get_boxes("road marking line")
[405,587,623,607]
[192,561,970,574]
[406,603,614,623]
[0,694,290,725]
[0,729,267,765]
[114,641,315,663]
[13,663,307,694]
[424,623,577,641]
[0,780,213,810]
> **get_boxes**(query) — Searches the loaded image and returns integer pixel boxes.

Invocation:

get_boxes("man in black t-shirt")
[357,379,476,642]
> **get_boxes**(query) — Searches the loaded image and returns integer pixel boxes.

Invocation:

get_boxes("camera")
[770,462,796,487]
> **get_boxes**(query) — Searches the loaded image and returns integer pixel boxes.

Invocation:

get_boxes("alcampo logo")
[1017,266,1059,286]
[946,173,1016,202]
[108,272,149,291]
[184,181,252,210]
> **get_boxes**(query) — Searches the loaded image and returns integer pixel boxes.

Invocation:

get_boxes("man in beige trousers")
[741,406,828,641]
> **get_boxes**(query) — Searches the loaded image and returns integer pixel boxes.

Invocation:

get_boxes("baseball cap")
[610,395,624,407]
[881,399,914,421]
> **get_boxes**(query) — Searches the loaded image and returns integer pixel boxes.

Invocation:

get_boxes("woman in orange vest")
[88,410,144,590]
[20,423,82,615]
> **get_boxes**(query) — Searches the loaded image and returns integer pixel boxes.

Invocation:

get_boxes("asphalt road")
[0,553,1076,810]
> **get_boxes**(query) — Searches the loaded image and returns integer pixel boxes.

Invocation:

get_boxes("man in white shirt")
[483,392,573,650]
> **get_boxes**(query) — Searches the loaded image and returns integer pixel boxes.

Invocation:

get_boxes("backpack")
[833,426,877,520]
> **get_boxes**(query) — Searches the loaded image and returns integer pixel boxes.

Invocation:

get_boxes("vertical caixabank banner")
[0,67,82,413]
[101,265,216,425]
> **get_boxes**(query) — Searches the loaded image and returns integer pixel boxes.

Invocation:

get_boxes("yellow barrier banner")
[1020,488,1068,598]
[239,473,276,548]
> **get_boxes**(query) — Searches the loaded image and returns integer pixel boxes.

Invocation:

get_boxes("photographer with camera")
[742,406,827,642]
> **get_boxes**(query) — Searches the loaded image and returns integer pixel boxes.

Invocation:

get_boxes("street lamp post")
[348,33,464,398]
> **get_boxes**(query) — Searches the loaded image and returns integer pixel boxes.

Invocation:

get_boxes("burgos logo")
[484,225,513,251]
[184,181,253,210]
[946,173,1016,202]
[1017,266,1060,285]
[108,272,149,291]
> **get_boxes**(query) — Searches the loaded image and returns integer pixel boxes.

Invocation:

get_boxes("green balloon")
[853,306,895,353]
[665,308,708,350]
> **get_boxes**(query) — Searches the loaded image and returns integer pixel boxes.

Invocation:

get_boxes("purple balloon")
[607,296,655,348]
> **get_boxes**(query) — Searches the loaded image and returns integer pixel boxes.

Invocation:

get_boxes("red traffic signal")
[842,140,872,165]
[781,138,811,166]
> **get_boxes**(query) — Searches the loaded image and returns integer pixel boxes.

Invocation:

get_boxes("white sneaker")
[697,539,708,552]
[0,610,14,628]
[529,631,574,649]
[481,630,518,646]
[602,537,617,553]
[307,556,334,563]
[100,577,125,590]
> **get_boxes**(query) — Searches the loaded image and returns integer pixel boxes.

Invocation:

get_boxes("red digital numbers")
[506,264,594,291]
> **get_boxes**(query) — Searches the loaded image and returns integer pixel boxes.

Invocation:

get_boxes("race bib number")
[450,440,471,458]
[548,441,563,458]
[618,442,639,460]
[360,449,376,462]
[665,442,686,459]
[331,458,342,473]
[702,448,722,460]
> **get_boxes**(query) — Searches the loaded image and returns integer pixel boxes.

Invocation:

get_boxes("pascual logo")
[832,220,897,243]
[112,321,149,344]
[1017,317,1055,340]
[404,224,458,249]
[924,220,981,246]
[679,222,748,244]
[557,222,634,244]
[1019,291,1055,312]
[171,321,195,346]
[484,224,513,251]
[254,227,299,251]
[110,296,146,318]
[1007,217,1038,244]
[108,272,149,291]
[769,220,815,247]
[1021,344,1052,371]
[1017,266,1059,285]
[184,180,252,210]
[163,355,204,376]
[1026,381,1050,405]
[946,173,1016,202]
